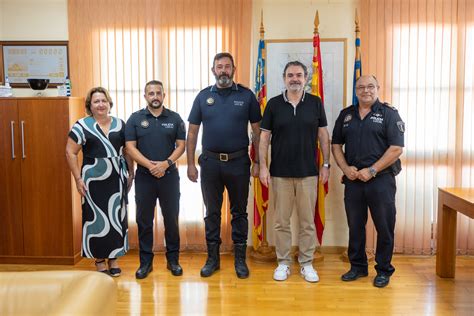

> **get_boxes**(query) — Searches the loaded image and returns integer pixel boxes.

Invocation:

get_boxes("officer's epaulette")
[135,107,147,115]
[237,83,250,90]
[383,102,398,111]
[340,105,354,114]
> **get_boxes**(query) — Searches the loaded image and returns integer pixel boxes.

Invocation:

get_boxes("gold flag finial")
[314,10,320,34]
[260,10,265,39]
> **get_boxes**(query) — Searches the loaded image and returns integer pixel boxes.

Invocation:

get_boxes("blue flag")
[352,35,362,105]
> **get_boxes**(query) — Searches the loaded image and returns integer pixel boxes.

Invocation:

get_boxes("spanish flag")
[311,15,328,246]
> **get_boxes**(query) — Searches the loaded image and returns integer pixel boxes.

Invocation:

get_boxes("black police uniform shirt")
[188,83,262,153]
[331,98,405,171]
[125,107,186,172]
[260,91,328,177]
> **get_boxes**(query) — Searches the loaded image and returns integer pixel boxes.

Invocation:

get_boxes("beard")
[287,82,303,92]
[148,99,162,109]
[216,73,233,87]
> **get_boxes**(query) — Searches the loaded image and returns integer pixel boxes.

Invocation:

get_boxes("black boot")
[200,242,220,277]
[234,243,249,279]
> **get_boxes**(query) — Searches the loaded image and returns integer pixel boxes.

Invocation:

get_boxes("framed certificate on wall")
[0,41,69,87]
[265,38,347,134]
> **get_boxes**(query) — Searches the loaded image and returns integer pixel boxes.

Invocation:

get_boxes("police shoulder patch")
[396,121,405,133]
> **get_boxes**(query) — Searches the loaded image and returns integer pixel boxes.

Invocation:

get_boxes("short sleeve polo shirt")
[261,91,328,177]
[188,83,261,153]
[125,107,186,167]
[332,99,405,170]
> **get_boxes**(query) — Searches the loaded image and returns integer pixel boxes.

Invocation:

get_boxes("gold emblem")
[344,114,352,123]
[206,97,215,105]
[140,120,150,128]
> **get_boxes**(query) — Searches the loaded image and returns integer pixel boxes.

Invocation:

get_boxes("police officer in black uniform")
[187,52,261,279]
[332,75,405,288]
[125,80,186,279]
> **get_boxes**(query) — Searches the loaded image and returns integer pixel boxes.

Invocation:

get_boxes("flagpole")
[249,10,276,263]
[340,8,375,263]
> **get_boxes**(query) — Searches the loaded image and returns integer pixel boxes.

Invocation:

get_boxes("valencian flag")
[311,28,328,246]
[250,38,269,250]
[353,14,362,105]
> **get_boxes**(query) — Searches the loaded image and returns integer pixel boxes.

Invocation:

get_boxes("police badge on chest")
[141,120,150,128]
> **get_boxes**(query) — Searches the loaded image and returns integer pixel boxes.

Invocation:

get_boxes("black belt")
[203,149,248,162]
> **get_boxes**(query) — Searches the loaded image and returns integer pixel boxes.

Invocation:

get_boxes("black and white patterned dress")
[69,116,129,259]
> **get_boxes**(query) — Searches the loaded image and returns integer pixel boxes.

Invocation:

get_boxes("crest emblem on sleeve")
[206,97,215,105]
[344,114,352,123]
[140,120,150,128]
[397,121,405,133]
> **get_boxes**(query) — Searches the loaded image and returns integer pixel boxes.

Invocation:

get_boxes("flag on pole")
[353,10,362,105]
[251,37,269,250]
[311,14,328,246]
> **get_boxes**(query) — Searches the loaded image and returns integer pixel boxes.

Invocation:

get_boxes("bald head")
[355,75,379,86]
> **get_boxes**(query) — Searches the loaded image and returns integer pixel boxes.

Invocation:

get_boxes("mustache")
[149,99,162,108]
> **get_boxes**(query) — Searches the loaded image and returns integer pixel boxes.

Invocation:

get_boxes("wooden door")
[19,98,73,257]
[0,99,24,255]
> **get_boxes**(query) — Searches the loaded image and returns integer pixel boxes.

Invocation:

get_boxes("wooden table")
[436,188,474,278]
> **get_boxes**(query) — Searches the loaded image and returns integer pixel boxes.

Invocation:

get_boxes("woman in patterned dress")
[66,87,134,276]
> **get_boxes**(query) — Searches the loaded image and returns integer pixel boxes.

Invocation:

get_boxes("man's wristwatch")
[323,163,330,169]
[166,159,174,167]
[368,166,377,177]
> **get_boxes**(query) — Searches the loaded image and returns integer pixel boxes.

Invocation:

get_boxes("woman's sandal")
[95,259,109,274]
[108,258,121,277]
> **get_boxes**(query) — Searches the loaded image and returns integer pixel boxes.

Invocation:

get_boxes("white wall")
[0,1,4,40]
[0,0,68,96]
[1,0,356,247]
[249,0,359,247]
[1,0,68,40]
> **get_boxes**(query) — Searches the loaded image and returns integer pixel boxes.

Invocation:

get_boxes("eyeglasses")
[356,85,377,91]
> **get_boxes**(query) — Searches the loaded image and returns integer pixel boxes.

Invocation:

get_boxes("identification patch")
[206,97,215,105]
[344,114,352,123]
[234,100,244,106]
[397,121,405,133]
[140,120,149,128]
[162,123,174,129]
[370,114,383,124]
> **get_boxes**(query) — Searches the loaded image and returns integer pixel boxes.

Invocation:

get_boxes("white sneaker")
[273,264,290,281]
[300,265,319,283]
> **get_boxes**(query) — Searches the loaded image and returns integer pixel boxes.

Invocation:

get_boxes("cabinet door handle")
[10,121,16,159]
[21,121,26,159]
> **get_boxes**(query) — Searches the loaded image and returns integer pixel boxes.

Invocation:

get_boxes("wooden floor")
[1,251,473,315]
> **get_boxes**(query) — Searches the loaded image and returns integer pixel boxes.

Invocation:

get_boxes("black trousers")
[344,173,397,276]
[135,168,180,265]
[199,153,250,245]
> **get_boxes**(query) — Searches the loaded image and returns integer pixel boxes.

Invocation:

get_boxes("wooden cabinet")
[0,97,84,264]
